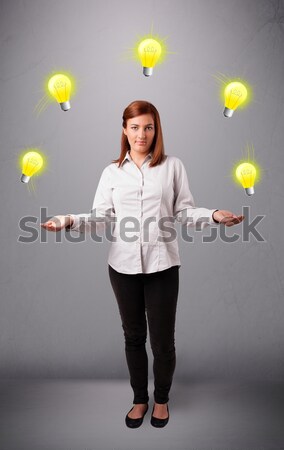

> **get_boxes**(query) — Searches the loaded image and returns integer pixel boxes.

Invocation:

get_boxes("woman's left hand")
[212,210,245,227]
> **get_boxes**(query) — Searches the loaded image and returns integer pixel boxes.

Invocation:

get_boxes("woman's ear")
[123,127,127,136]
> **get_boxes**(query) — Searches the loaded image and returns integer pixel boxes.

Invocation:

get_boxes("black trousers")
[108,264,179,404]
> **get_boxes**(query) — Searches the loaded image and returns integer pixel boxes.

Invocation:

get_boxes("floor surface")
[0,379,284,450]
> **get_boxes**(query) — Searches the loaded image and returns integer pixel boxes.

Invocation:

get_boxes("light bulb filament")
[240,171,252,185]
[144,48,158,67]
[231,88,242,97]
[144,46,157,53]
[53,82,67,102]
[24,157,40,173]
[228,90,243,109]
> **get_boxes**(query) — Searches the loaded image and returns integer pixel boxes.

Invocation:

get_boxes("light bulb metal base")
[223,107,234,118]
[60,101,71,111]
[21,174,30,183]
[245,187,254,196]
[143,67,153,77]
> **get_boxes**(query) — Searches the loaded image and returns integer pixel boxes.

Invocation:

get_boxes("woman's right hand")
[40,215,73,232]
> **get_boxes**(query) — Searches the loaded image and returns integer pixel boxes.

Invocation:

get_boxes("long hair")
[112,100,166,168]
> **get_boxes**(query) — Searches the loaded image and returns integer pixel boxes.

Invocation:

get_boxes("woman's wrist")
[65,215,74,228]
[212,210,220,223]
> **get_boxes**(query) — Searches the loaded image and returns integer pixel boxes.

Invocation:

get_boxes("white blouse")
[68,151,217,274]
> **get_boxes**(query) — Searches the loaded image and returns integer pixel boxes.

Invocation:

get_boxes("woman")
[41,100,244,428]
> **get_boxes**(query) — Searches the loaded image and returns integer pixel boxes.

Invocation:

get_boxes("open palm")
[213,210,244,227]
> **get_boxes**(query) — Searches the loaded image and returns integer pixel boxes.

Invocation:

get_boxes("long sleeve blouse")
[68,151,217,274]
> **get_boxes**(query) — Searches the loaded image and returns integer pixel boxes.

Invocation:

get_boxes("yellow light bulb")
[138,38,162,77]
[235,162,256,196]
[223,81,247,117]
[48,74,72,111]
[21,151,43,183]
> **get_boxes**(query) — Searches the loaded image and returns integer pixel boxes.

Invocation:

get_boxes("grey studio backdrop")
[0,0,283,381]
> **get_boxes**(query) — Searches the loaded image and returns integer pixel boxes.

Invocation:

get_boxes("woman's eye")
[131,127,138,130]
[147,127,153,130]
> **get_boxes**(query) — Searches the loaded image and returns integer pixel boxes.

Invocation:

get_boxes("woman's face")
[123,114,155,155]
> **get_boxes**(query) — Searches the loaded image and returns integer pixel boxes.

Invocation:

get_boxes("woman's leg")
[108,265,149,404]
[143,266,179,404]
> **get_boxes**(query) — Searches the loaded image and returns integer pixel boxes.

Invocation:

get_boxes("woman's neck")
[129,150,150,166]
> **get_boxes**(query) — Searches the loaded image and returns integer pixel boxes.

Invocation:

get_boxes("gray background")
[0,0,284,382]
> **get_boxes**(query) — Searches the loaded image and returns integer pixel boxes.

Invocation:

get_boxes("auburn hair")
[112,100,166,168]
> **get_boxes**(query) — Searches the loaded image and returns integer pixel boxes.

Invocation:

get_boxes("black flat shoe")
[125,404,149,428]
[150,404,169,428]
